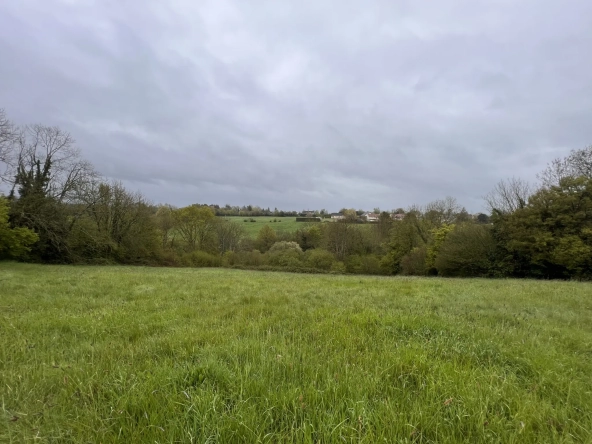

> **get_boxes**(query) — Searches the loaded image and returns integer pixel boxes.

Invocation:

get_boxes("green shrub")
[235,250,265,266]
[330,261,346,274]
[267,241,304,267]
[268,241,303,254]
[435,224,496,277]
[360,255,382,275]
[181,251,221,267]
[400,246,428,276]
[221,251,238,267]
[305,249,335,270]
[345,255,363,274]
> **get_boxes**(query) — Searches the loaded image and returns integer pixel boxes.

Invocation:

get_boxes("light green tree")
[0,196,38,259]
[256,225,277,253]
[173,205,216,252]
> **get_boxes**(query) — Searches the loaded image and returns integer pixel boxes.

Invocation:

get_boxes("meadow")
[1,263,591,443]
[218,216,311,238]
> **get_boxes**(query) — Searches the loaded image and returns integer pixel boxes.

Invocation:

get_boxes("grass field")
[1,263,591,443]
[219,216,313,238]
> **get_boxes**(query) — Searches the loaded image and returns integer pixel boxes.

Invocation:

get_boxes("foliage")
[173,205,216,252]
[324,218,364,260]
[266,241,304,267]
[214,219,245,253]
[0,196,38,259]
[3,109,592,280]
[181,250,222,267]
[345,254,383,275]
[255,224,277,253]
[538,144,592,187]
[399,246,428,275]
[435,223,497,277]
[304,248,335,270]
[499,176,592,278]
[385,212,428,274]
[425,224,455,273]
[294,224,323,251]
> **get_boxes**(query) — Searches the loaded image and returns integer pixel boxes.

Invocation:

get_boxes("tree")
[76,181,160,262]
[173,205,216,252]
[0,196,38,259]
[426,224,455,273]
[384,211,428,274]
[485,177,531,214]
[324,213,363,260]
[295,224,322,251]
[256,225,277,253]
[6,123,99,261]
[215,219,245,253]
[538,145,592,187]
[456,207,471,223]
[476,213,490,224]
[9,124,98,202]
[305,249,335,270]
[10,158,70,261]
[267,241,303,267]
[434,223,497,277]
[0,109,17,184]
[500,176,592,278]
[155,204,176,249]
[424,196,462,226]
[374,211,393,241]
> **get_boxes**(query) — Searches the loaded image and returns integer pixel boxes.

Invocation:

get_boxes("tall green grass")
[1,263,591,443]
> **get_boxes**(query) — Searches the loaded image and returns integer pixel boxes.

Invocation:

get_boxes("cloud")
[1,0,592,212]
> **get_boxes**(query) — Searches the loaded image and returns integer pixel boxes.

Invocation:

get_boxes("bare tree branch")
[0,109,18,186]
[12,124,100,202]
[538,145,592,187]
[484,177,531,214]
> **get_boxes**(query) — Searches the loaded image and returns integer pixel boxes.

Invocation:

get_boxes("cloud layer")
[2,0,592,212]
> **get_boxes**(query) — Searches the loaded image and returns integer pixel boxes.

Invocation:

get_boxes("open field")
[219,216,308,238]
[1,263,591,443]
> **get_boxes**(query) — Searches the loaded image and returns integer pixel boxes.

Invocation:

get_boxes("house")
[301,210,315,217]
[363,212,379,222]
[330,213,345,220]
[391,213,405,221]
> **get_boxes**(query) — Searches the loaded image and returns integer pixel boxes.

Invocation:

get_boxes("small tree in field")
[256,225,277,253]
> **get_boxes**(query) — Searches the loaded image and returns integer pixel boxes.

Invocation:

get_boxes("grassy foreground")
[1,264,591,443]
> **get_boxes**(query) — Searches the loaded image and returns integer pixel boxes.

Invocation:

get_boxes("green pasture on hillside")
[219,216,313,238]
[1,263,591,443]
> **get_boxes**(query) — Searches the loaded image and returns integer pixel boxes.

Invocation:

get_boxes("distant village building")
[330,213,345,220]
[363,212,379,222]
[391,213,405,221]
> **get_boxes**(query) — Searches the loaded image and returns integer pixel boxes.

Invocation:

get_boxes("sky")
[1,0,592,213]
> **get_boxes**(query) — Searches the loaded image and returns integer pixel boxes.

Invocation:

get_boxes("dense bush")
[400,246,428,276]
[267,241,304,267]
[435,224,496,277]
[304,249,335,270]
[330,261,346,274]
[181,251,222,267]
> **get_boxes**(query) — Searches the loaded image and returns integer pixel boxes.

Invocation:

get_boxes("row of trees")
[382,149,592,279]
[1,109,591,279]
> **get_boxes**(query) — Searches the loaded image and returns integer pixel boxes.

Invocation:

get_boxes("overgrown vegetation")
[1,108,591,279]
[1,263,591,442]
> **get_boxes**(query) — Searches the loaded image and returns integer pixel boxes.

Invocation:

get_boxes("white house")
[363,212,379,222]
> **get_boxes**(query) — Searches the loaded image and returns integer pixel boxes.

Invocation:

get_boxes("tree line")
[1,109,591,279]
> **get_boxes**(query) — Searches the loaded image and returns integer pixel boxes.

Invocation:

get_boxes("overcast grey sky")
[1,0,591,212]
